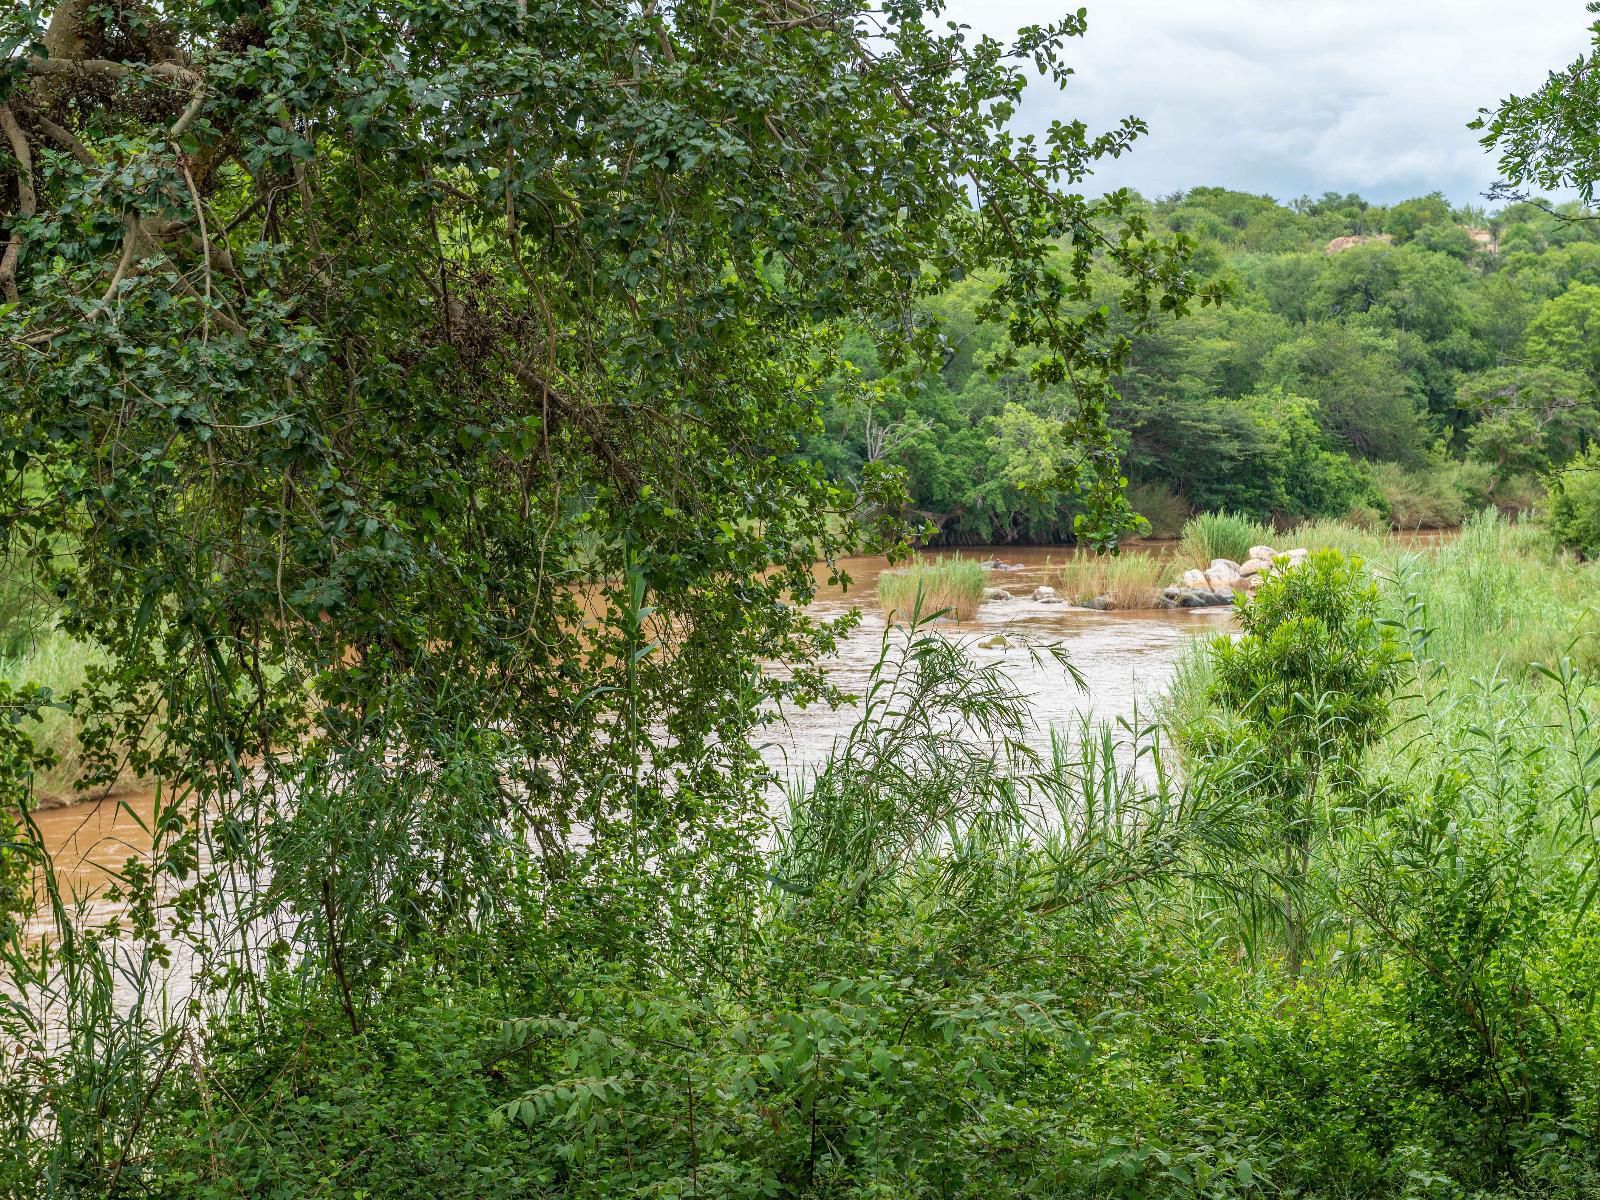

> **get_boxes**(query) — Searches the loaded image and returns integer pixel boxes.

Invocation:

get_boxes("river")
[25,544,1226,925]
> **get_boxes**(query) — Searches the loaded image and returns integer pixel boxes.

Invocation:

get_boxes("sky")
[943,0,1597,207]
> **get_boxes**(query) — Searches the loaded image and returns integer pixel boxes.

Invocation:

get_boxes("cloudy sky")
[944,0,1596,206]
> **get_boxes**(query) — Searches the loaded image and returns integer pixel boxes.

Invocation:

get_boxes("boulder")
[1031,585,1060,603]
[1082,594,1113,611]
[1208,558,1242,580]
[1181,568,1208,589]
[1248,545,1277,563]
[982,587,1012,601]
[1239,557,1271,578]
[1206,572,1245,593]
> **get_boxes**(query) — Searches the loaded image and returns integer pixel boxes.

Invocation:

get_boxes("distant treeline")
[810,188,1600,542]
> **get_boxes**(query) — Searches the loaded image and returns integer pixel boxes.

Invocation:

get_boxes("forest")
[811,188,1600,543]
[6,1,1600,1199]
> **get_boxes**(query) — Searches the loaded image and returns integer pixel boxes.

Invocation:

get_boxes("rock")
[1239,557,1271,578]
[1176,591,1210,608]
[982,587,1012,601]
[1208,558,1242,580]
[1248,545,1277,563]
[1181,568,1208,589]
[1205,571,1244,593]
[1205,590,1236,605]
[1083,594,1113,611]
[1031,585,1056,602]
[976,559,1001,570]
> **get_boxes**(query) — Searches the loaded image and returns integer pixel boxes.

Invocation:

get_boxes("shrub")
[1127,481,1189,539]
[1054,551,1174,609]
[1199,550,1407,970]
[875,557,988,620]
[1547,447,1600,557]
[1372,461,1468,530]
[1180,511,1272,566]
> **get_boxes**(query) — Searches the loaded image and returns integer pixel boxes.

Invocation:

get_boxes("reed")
[1179,511,1272,566]
[875,558,988,621]
[1054,551,1174,610]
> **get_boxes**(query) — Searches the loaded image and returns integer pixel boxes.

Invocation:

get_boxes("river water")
[25,544,1226,926]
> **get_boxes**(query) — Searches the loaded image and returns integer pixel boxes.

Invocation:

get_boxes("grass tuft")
[1179,511,1273,566]
[875,557,988,622]
[1055,551,1175,610]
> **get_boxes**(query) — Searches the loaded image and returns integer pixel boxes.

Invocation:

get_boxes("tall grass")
[1284,517,1391,561]
[1179,511,1271,565]
[875,557,988,621]
[1054,551,1174,610]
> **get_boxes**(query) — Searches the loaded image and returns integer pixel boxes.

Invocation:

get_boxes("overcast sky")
[944,0,1597,206]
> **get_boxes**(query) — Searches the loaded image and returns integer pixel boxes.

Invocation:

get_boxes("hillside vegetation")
[812,189,1600,542]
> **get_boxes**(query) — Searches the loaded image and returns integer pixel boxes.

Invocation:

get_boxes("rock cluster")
[1157,545,1310,609]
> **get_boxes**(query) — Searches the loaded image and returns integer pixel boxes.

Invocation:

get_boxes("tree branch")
[0,104,38,303]
[29,56,203,88]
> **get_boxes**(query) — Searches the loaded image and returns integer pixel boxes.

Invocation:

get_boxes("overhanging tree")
[0,0,1214,992]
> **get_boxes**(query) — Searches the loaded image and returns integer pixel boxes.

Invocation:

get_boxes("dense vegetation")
[811,189,1600,541]
[7,0,1600,1198]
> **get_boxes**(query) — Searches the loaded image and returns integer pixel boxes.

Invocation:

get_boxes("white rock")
[1239,557,1271,577]
[1207,558,1242,581]
[1248,545,1277,563]
[1031,585,1057,602]
[982,587,1012,601]
[1181,568,1208,589]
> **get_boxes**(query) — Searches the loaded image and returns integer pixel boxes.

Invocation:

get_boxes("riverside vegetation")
[7,1,1600,1198]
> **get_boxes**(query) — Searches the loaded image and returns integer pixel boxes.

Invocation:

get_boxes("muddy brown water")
[27,544,1225,922]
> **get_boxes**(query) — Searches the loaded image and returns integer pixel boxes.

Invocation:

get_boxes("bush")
[875,557,988,620]
[1547,447,1600,557]
[1180,511,1272,565]
[1372,461,1469,529]
[1054,551,1175,609]
[1127,481,1189,539]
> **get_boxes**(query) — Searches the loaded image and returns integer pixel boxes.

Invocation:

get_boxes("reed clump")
[875,558,988,621]
[1179,511,1273,566]
[1054,551,1174,610]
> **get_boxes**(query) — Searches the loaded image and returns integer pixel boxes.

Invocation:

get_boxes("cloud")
[945,0,1597,204]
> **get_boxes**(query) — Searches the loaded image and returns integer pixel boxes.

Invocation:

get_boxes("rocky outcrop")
[1164,545,1315,608]
[1325,233,1393,255]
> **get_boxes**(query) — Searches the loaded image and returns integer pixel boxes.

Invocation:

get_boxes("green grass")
[1054,551,1175,609]
[1179,511,1272,566]
[1282,516,1391,561]
[875,557,988,621]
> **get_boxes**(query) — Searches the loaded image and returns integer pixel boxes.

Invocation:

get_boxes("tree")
[1458,365,1598,494]
[0,0,1215,1113]
[1475,3,1600,206]
[1524,283,1600,387]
